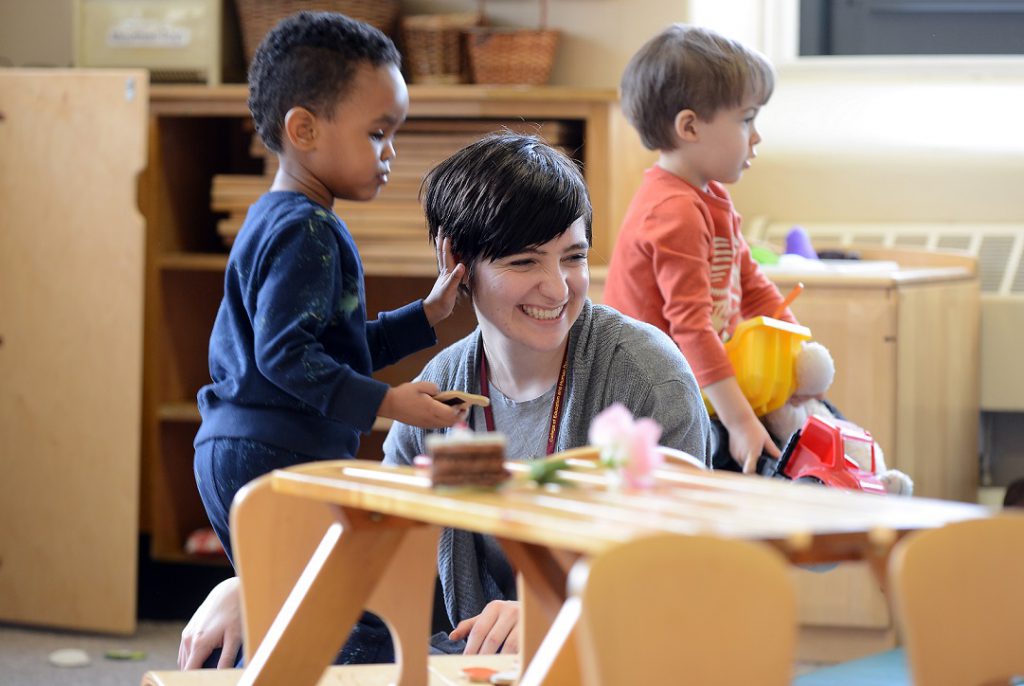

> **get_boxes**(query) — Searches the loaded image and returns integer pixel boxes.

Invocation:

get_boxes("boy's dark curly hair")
[247,11,401,153]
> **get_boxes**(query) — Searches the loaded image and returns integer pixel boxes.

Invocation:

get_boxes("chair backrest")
[231,474,336,658]
[888,514,1024,686]
[551,445,707,471]
[657,445,707,470]
[571,533,797,686]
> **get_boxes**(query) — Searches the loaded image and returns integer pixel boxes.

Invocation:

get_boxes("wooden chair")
[657,446,708,471]
[569,533,797,686]
[887,514,1024,686]
[229,474,441,685]
[546,444,708,471]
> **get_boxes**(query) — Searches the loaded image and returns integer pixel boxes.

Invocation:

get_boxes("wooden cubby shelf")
[159,252,230,271]
[140,84,629,563]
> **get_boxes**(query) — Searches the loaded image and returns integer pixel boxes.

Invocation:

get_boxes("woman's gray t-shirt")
[470,383,557,463]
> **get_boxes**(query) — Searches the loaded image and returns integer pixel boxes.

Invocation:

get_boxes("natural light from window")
[689,0,1024,156]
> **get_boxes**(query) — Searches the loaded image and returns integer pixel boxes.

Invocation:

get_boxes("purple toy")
[785,225,818,259]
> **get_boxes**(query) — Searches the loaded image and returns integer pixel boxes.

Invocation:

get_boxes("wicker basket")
[400,13,481,85]
[466,27,558,85]
[235,0,400,66]
[466,0,558,85]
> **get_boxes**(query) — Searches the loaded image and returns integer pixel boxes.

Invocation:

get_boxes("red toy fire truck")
[759,414,887,495]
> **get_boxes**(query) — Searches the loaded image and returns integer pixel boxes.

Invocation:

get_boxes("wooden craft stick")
[433,390,491,408]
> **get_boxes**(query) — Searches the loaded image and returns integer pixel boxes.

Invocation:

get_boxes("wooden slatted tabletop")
[232,457,991,686]
[272,458,990,564]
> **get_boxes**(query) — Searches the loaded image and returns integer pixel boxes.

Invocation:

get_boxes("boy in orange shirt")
[604,24,796,474]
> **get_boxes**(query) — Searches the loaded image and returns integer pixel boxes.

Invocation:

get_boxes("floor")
[0,534,873,686]
[0,620,184,686]
[0,617,839,686]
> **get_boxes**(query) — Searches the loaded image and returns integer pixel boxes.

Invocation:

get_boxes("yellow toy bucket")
[703,316,812,418]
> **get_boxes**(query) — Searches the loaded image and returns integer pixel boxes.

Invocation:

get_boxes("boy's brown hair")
[621,24,775,151]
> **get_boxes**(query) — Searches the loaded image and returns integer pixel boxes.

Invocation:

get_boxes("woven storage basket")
[466,28,558,85]
[235,0,400,66]
[401,13,481,85]
[466,0,558,85]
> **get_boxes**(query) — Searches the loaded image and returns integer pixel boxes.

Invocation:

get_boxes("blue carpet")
[794,648,908,686]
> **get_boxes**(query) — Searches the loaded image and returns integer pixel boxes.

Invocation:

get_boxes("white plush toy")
[762,341,914,496]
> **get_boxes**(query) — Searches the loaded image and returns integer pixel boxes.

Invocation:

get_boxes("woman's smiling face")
[471,218,590,356]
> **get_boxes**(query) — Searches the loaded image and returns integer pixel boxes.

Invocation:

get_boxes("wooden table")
[143,654,517,686]
[230,457,990,686]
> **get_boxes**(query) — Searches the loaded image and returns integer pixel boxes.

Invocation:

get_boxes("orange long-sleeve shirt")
[604,166,795,388]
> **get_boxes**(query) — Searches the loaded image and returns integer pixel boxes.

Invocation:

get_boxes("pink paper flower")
[624,417,663,488]
[589,403,663,489]
[587,403,635,449]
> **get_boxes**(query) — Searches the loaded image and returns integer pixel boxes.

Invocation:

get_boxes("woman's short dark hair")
[621,24,774,151]
[248,11,401,153]
[421,133,592,286]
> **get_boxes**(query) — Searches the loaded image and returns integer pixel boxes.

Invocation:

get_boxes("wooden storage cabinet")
[1,69,147,634]
[140,84,623,563]
[763,250,980,662]
[765,251,980,504]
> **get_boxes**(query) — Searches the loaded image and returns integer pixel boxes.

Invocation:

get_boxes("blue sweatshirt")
[195,191,436,459]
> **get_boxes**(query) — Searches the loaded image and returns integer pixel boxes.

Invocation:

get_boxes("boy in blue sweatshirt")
[190,11,465,666]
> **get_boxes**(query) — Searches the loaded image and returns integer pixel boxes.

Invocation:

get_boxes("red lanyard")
[477,339,570,456]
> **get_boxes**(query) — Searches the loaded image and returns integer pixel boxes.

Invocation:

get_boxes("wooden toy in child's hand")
[433,390,490,408]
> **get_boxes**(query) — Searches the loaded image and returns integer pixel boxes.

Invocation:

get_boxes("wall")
[4,0,1022,223]
[0,0,73,68]
[691,1,1024,223]
[402,0,690,88]
[730,67,1024,224]
[0,0,689,84]
[407,1,1024,224]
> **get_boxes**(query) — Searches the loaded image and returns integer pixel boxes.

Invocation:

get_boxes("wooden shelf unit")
[140,84,626,563]
[1,69,148,634]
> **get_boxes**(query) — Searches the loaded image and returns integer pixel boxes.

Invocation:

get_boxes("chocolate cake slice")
[426,430,509,488]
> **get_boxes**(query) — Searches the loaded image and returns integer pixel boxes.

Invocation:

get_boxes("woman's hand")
[178,577,242,670]
[449,600,520,655]
[423,237,466,327]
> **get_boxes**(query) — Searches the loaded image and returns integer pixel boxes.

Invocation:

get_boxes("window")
[800,0,1024,56]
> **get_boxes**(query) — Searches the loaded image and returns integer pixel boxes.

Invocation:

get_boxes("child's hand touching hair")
[423,236,466,327]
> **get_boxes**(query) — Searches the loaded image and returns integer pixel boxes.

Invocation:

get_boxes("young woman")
[383,133,711,655]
